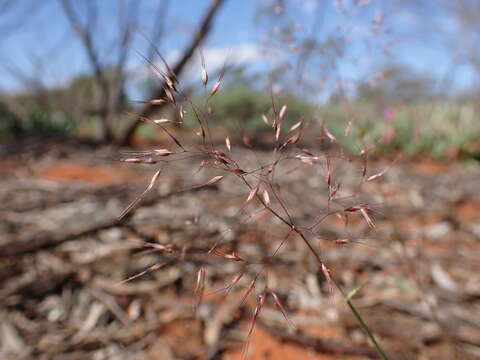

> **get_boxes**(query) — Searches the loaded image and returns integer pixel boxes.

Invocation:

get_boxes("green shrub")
[22,108,76,137]
[0,108,76,140]
[188,85,314,133]
[324,102,480,159]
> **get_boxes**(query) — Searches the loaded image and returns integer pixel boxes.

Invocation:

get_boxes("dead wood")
[0,184,219,257]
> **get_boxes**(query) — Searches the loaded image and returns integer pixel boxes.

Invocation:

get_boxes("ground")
[0,138,479,360]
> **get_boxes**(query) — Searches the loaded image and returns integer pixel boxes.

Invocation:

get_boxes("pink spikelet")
[271,291,296,331]
[321,263,334,297]
[242,293,267,360]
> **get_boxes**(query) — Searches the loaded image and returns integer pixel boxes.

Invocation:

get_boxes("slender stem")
[292,232,390,359]
[332,277,390,360]
[346,299,389,360]
[238,170,390,359]
[294,229,389,360]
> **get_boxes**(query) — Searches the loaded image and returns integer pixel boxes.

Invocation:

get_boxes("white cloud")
[170,43,265,79]
[128,43,267,98]
[129,43,265,95]
[137,43,263,76]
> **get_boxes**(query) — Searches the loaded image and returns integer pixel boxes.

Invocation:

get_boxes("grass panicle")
[116,56,391,359]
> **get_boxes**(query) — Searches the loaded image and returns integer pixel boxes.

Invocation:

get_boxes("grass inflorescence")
[116,55,392,360]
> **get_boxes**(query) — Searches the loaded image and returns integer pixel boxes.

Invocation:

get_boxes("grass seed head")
[209,80,221,96]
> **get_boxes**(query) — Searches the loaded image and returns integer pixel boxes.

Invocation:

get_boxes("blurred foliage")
[0,102,22,139]
[21,106,76,137]
[326,101,480,159]
[322,63,480,159]
[354,64,437,105]
[1,60,479,161]
[0,69,130,140]
[187,68,315,132]
[205,86,313,131]
[0,105,76,139]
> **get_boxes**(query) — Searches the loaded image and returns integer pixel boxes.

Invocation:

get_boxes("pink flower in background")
[383,107,396,122]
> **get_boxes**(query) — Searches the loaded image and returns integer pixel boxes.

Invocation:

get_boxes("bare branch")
[59,0,113,140]
[120,0,227,145]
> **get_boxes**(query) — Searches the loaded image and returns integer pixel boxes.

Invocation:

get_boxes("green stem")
[240,177,390,360]
[297,231,390,360]
[345,296,389,360]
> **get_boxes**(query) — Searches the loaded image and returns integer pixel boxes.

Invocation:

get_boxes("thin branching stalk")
[116,55,393,359]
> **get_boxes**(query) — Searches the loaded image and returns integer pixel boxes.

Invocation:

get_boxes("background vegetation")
[1,0,479,161]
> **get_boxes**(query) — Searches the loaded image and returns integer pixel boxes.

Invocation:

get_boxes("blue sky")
[0,0,475,99]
